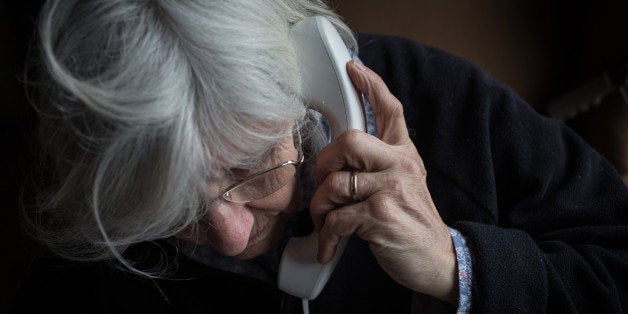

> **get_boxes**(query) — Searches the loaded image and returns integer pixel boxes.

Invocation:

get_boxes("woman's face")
[176,132,301,260]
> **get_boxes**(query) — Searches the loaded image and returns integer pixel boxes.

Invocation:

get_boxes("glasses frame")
[219,126,304,203]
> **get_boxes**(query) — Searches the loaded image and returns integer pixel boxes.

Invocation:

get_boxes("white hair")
[24,0,356,276]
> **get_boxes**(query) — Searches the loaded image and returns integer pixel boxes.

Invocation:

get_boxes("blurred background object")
[2,0,627,312]
[331,0,628,184]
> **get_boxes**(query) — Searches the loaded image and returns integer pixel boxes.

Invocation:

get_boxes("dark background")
[2,1,627,312]
[331,0,628,109]
[2,1,44,312]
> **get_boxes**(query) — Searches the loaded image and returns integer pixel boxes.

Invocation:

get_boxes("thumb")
[347,60,410,145]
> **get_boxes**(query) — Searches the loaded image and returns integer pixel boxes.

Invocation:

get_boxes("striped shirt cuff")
[449,227,473,313]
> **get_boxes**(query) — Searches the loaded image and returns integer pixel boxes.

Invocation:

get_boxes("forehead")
[228,127,296,170]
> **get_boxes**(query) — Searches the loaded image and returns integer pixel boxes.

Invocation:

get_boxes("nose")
[204,199,255,256]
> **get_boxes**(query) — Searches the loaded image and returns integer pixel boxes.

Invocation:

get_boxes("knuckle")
[328,171,347,197]
[368,195,398,222]
[388,97,404,118]
[309,195,326,215]
[397,154,426,178]
[340,129,364,150]
[325,211,343,231]
[381,173,403,194]
[375,94,403,118]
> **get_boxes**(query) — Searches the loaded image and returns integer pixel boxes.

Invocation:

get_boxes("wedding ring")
[350,171,360,202]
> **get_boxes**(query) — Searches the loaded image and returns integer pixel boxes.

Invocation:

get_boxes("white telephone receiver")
[277,16,366,300]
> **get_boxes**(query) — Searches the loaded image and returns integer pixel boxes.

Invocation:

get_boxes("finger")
[314,129,395,185]
[310,170,378,232]
[347,60,411,146]
[317,206,363,263]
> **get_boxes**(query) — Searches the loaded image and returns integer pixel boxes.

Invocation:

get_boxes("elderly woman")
[14,0,628,313]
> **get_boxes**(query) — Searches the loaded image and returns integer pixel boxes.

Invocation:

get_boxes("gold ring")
[350,171,360,202]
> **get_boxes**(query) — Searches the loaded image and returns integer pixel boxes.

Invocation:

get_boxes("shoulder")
[356,33,489,89]
[354,33,517,142]
[355,33,506,118]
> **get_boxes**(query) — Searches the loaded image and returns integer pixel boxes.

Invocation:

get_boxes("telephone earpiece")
[278,16,366,300]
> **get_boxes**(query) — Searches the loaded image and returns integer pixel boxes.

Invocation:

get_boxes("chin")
[233,247,266,260]
[231,238,273,260]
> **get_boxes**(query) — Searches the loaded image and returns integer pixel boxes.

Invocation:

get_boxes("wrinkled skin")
[310,61,456,303]
[177,133,301,260]
[177,60,457,303]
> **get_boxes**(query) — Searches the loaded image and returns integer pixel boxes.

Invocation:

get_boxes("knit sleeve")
[358,33,628,312]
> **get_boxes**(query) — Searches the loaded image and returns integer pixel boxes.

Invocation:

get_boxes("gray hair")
[24,0,356,275]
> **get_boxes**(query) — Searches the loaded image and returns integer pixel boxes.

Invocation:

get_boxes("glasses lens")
[223,164,297,203]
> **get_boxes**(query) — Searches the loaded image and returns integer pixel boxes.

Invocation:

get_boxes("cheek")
[248,175,302,214]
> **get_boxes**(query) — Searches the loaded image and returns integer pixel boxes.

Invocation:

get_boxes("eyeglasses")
[218,127,304,203]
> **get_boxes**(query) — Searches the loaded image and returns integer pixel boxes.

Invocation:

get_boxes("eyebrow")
[231,143,281,171]
[228,126,296,171]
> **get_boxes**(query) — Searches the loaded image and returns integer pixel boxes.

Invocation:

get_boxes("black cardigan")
[12,34,628,313]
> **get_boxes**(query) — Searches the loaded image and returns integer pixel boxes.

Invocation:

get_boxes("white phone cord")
[302,298,310,314]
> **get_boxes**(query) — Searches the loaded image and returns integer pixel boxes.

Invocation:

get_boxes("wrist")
[432,235,458,304]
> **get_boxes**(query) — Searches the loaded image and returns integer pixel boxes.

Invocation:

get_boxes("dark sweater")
[12,34,628,313]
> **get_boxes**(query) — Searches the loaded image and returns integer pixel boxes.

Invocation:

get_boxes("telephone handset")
[277,16,366,300]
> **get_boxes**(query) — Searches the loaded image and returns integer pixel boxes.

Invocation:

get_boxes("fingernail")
[352,59,366,72]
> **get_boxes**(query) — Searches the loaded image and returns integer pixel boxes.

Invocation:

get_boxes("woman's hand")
[310,60,457,303]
